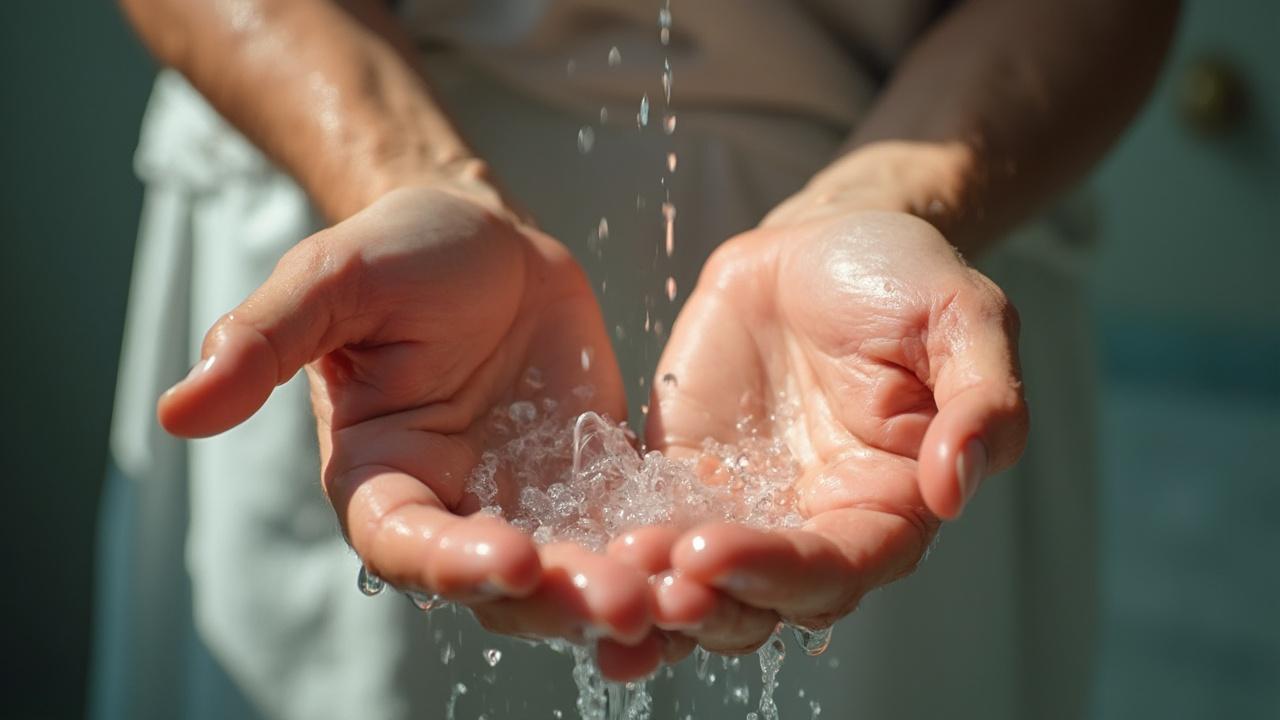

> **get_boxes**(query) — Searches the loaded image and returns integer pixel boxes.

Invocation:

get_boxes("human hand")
[627,210,1028,652]
[157,184,665,676]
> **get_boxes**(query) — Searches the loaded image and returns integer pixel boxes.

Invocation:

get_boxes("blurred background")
[1,1,1275,718]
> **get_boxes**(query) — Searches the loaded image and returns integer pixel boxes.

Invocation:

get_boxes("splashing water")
[464,390,803,551]
[483,648,503,667]
[578,126,596,154]
[746,633,787,720]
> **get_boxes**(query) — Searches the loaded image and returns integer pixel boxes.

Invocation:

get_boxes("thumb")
[157,232,354,437]
[918,282,1029,520]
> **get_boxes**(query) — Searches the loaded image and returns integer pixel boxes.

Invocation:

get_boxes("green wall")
[0,4,154,718]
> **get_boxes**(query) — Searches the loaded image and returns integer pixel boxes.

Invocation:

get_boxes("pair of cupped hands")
[159,178,1027,681]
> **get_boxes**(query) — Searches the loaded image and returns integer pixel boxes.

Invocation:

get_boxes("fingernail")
[956,437,988,508]
[165,355,216,395]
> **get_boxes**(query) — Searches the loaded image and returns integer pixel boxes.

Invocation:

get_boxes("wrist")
[762,140,978,240]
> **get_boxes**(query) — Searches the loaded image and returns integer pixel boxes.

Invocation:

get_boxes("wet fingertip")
[596,634,665,682]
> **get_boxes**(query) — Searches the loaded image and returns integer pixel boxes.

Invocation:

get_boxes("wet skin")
[161,189,1026,679]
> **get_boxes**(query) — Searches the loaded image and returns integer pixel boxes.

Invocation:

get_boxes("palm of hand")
[646,211,1025,628]
[161,188,661,660]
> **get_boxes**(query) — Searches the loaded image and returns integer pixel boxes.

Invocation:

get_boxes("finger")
[158,230,360,437]
[650,570,779,654]
[331,464,541,600]
[472,543,652,644]
[596,631,666,682]
[921,279,1029,518]
[672,513,931,627]
[606,526,682,575]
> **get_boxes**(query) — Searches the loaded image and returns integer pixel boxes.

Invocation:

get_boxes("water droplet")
[667,152,678,173]
[810,700,823,718]
[357,565,384,596]
[663,113,677,134]
[654,319,665,336]
[553,711,563,719]
[407,591,441,612]
[791,624,834,656]
[662,201,676,257]
[661,373,678,388]
[440,642,455,664]
[597,217,609,241]
[577,126,595,154]
[732,686,751,704]
[614,324,626,340]
[566,59,576,76]
[661,27,670,45]
[580,346,594,371]
[666,276,677,301]
[522,366,545,391]
[662,59,673,103]
[608,46,622,67]
[599,106,608,124]
[483,648,503,667]
[638,94,650,127]
[659,7,672,30]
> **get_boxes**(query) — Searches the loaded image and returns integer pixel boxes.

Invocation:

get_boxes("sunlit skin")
[158,185,659,659]
[127,0,1179,684]
[608,210,1028,655]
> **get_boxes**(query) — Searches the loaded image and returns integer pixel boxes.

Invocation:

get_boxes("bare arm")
[119,0,494,221]
[766,0,1180,254]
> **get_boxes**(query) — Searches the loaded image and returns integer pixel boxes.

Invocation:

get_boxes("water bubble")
[608,46,621,67]
[553,712,563,719]
[597,217,609,242]
[663,113,677,134]
[732,685,750,704]
[577,126,595,154]
[580,346,594,371]
[810,700,823,718]
[614,324,626,340]
[508,400,537,425]
[791,624,834,656]
[638,94,650,127]
[667,152,678,173]
[357,565,384,596]
[662,59,673,103]
[658,6,672,45]
[599,106,608,124]
[522,366,545,391]
[566,59,576,76]
[666,276,678,302]
[483,648,503,667]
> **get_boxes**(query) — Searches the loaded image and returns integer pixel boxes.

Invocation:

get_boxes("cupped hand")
[633,210,1028,651]
[158,184,660,677]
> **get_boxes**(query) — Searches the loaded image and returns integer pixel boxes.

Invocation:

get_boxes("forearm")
[769,0,1179,255]
[120,0,484,221]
